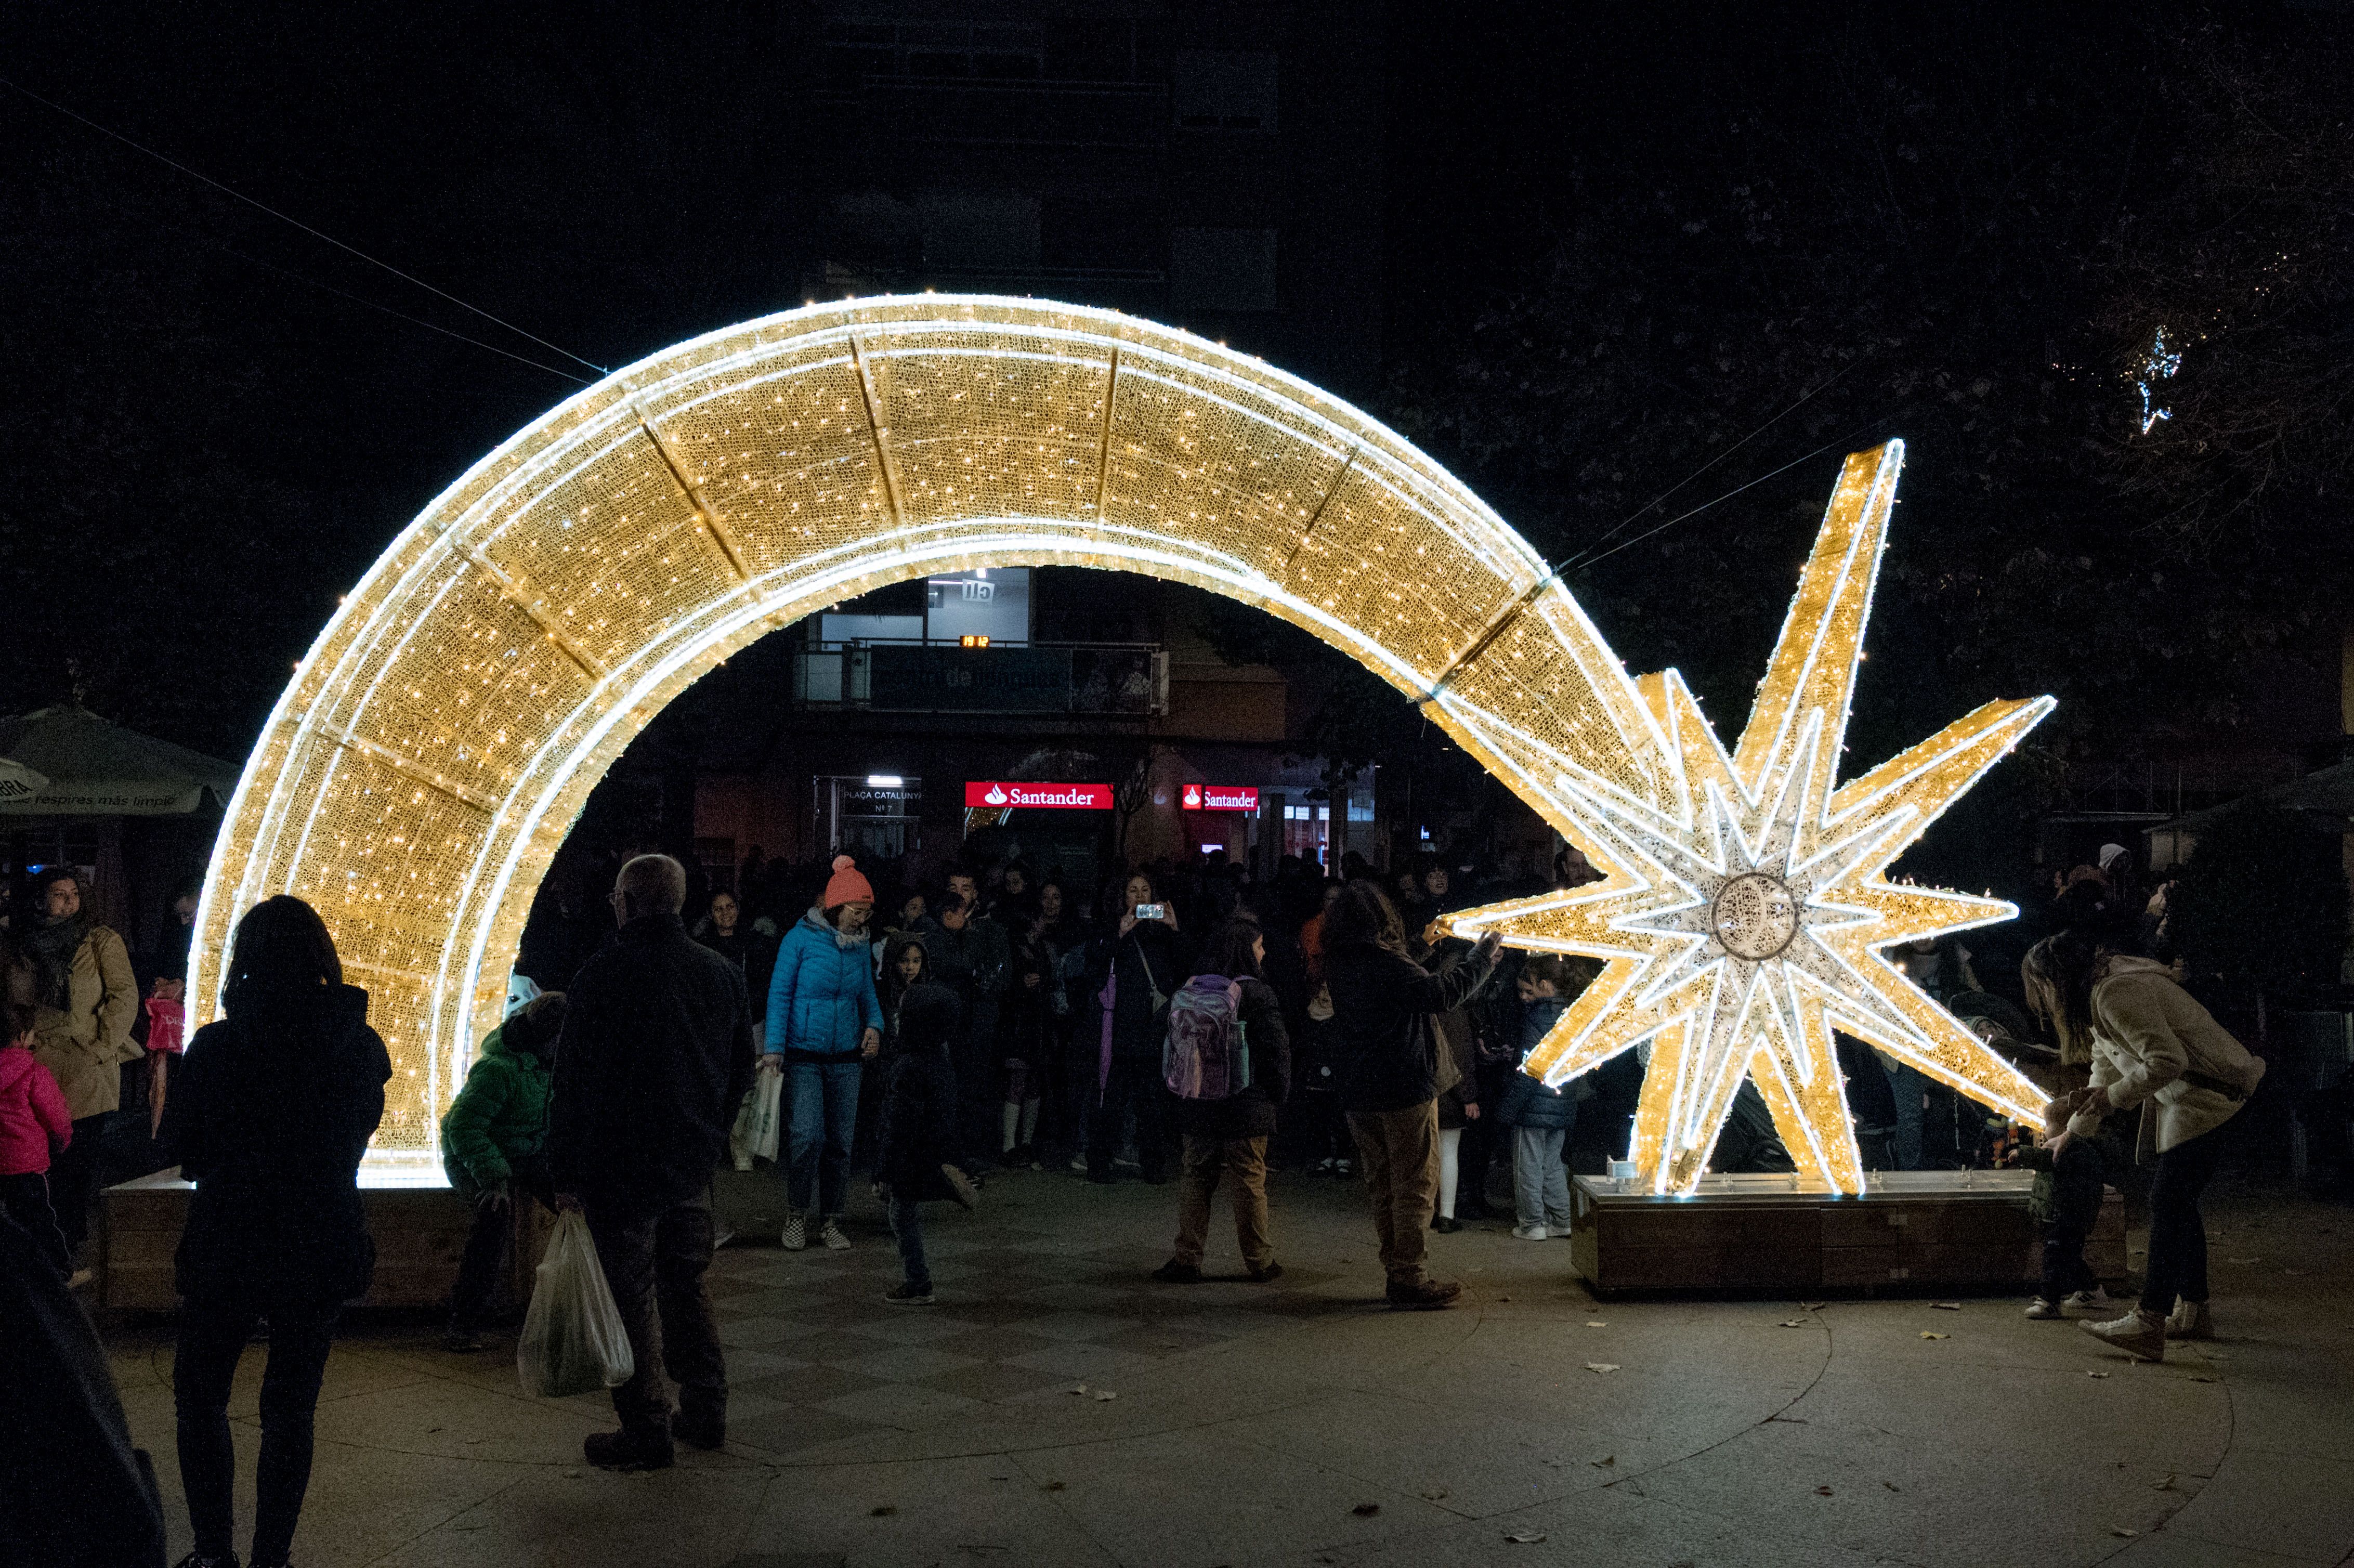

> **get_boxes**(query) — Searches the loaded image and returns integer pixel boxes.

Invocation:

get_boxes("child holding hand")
[1497,955,1591,1241]
[0,983,75,1278]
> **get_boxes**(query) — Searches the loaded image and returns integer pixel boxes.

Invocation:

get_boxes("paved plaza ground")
[101,1165,2354,1568]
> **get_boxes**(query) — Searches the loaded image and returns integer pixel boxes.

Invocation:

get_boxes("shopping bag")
[730,1068,783,1165]
[517,1210,635,1397]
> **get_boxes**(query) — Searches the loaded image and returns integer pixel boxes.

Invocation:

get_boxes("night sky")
[4,3,2348,792]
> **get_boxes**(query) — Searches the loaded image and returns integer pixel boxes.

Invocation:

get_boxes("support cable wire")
[1562,352,1868,570]
[1,74,610,377]
[1570,412,1903,574]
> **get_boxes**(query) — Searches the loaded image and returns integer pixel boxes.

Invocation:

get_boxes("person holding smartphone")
[1084,873,1188,1184]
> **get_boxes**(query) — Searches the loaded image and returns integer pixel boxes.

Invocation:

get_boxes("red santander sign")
[1181,783,1260,812]
[965,780,1113,811]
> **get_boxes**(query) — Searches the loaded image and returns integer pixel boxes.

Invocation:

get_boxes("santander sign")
[964,780,1113,810]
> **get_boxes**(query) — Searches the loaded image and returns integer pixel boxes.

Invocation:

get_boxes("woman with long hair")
[1321,880,1498,1310]
[1082,871,1187,1183]
[160,896,390,1568]
[1150,918,1291,1284]
[2028,907,2266,1360]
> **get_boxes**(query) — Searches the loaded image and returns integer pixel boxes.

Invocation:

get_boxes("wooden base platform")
[97,1169,553,1314]
[1566,1170,2127,1297]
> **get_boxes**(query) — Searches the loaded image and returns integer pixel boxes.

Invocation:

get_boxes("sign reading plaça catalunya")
[964,781,1113,809]
[1180,784,1260,812]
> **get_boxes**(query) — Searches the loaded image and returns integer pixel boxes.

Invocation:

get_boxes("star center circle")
[1712,871,1800,960]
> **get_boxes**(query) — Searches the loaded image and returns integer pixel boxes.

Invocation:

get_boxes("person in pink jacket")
[0,962,76,1280]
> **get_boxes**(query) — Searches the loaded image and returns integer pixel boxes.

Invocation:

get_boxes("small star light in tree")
[2136,326,2181,435]
[1449,442,2055,1195]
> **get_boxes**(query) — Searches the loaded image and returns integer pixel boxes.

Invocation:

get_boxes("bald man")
[550,854,755,1471]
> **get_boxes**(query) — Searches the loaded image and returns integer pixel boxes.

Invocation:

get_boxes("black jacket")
[874,984,961,1199]
[160,983,390,1305]
[551,913,755,1207]
[1323,940,1498,1114]
[1087,922,1191,1059]
[1173,974,1292,1140]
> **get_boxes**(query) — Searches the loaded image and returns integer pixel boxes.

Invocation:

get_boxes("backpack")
[1163,975,1252,1101]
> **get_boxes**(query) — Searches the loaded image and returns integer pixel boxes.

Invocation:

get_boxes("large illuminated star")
[1450,442,2054,1194]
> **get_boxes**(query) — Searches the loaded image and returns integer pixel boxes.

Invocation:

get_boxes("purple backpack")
[1163,975,1253,1100]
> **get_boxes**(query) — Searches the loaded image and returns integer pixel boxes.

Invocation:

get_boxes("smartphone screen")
[1134,903,1165,921]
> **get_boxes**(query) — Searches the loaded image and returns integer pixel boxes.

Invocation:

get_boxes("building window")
[1170,227,1278,312]
[1172,49,1277,132]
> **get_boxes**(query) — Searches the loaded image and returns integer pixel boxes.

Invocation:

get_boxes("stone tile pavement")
[100,1166,2354,1568]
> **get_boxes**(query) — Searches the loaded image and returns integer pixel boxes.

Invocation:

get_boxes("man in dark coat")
[551,854,755,1472]
[1321,882,1499,1309]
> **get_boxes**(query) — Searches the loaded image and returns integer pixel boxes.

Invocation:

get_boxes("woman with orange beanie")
[764,855,884,1250]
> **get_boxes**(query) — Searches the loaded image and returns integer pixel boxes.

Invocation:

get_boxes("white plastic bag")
[517,1210,635,1397]
[730,1068,782,1166]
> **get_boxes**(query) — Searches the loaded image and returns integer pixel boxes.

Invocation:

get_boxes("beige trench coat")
[30,924,140,1119]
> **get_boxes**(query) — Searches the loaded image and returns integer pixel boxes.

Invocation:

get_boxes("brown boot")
[1384,1276,1463,1311]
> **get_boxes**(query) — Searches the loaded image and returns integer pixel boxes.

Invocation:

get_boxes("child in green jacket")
[440,991,563,1350]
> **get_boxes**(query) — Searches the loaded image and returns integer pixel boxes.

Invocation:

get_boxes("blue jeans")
[1512,1125,1574,1230]
[787,1059,862,1216]
[888,1191,929,1292]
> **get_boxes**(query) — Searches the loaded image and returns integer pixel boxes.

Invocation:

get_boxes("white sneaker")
[819,1218,851,1250]
[2080,1308,2166,1362]
[1068,1154,1091,1174]
[2064,1286,2111,1311]
[1511,1223,1550,1241]
[1547,1225,1576,1239]
[711,1226,737,1250]
[780,1213,807,1251]
[2024,1297,2063,1320]
[731,1156,754,1172]
[2167,1298,2214,1340]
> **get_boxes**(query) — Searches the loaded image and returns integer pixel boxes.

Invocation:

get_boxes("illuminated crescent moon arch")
[191,296,2049,1188]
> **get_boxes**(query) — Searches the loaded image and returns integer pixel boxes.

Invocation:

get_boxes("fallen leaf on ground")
[1778,1319,1807,1328]
[1068,1384,1088,1395]
[1041,1481,1066,1492]
[870,1506,897,1517]
[1882,1481,1900,1492]
[1585,1362,1620,1374]
[1815,1485,1834,1496]
[1093,1390,1118,1401]
[1421,1486,1450,1500]
[1505,1530,1549,1544]
[2110,1527,2138,1538]
[1586,1320,1607,1328]
[1352,1503,1381,1517]
[2153,1474,2177,1491]
[1930,1301,1961,1311]
[1497,1295,1511,1302]
[1919,1331,1950,1340]
[1592,1456,1616,1468]
[2086,1371,2110,1379]
[2188,1375,2218,1383]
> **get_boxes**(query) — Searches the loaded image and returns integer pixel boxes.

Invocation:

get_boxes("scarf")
[25,910,88,1011]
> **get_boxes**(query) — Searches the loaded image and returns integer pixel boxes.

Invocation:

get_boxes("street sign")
[1181,784,1259,812]
[964,781,1114,810]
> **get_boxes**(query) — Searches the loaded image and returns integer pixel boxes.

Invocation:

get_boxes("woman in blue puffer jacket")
[765,856,884,1250]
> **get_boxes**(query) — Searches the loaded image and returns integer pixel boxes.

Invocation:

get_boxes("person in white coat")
[2038,919,2265,1362]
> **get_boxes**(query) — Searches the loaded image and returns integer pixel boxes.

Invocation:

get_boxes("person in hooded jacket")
[765,855,884,1252]
[158,895,390,1568]
[870,985,977,1304]
[438,991,565,1351]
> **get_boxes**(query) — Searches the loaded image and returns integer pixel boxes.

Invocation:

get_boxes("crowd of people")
[0,832,2274,1564]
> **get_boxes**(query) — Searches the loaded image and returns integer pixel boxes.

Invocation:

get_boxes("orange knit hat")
[822,854,874,909]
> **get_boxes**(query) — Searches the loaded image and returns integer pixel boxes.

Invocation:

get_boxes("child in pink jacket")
[0,997,75,1278]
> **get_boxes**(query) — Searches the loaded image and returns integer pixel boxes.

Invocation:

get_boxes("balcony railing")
[793,641,1167,716]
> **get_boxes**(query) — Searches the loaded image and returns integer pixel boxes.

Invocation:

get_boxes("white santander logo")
[984,785,1009,806]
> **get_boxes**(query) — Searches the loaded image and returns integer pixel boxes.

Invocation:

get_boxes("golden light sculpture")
[1449,442,2054,1194]
[190,295,1679,1173]
[190,297,2046,1183]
